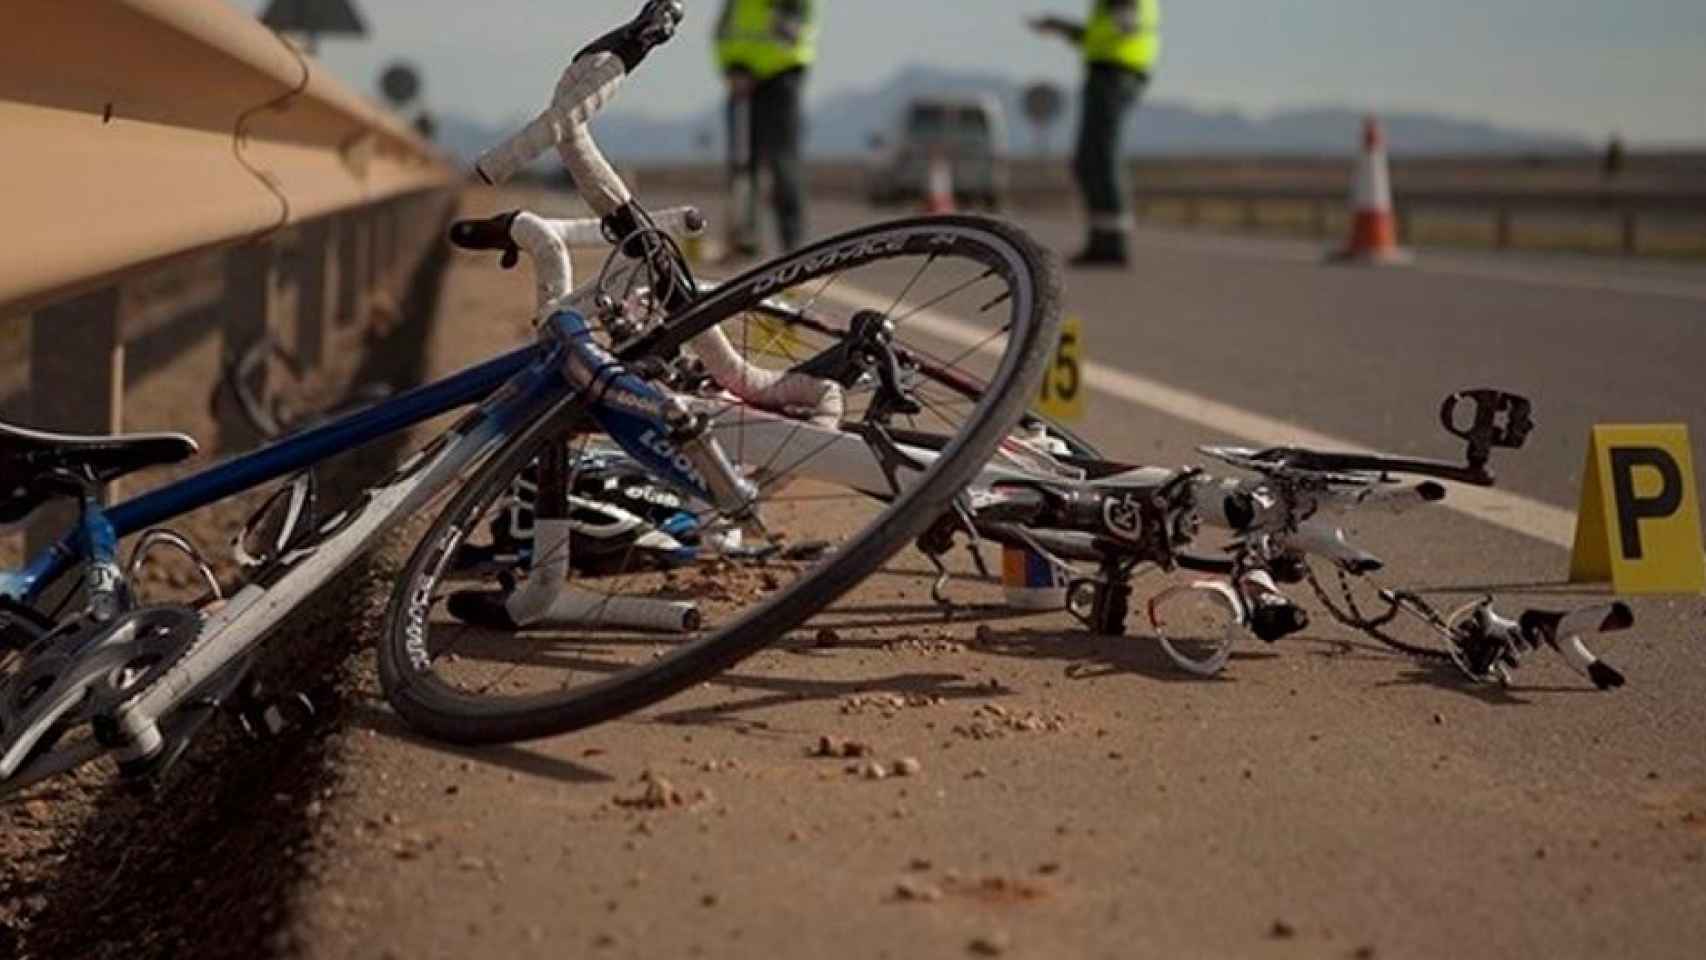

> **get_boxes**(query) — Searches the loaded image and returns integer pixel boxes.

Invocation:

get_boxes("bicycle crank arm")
[1238,448,1501,487]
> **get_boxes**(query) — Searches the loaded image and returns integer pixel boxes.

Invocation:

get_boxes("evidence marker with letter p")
[1569,424,1706,595]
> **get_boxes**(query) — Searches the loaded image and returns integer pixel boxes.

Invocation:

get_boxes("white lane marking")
[826,281,1578,549]
[1121,227,1706,304]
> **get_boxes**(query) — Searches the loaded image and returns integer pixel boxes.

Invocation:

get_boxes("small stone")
[1352,947,1377,960]
[815,735,872,758]
[458,855,489,872]
[909,857,933,871]
[1432,713,1445,725]
[894,879,943,902]
[616,771,684,810]
[973,625,995,645]
[1035,862,1061,875]
[893,757,923,777]
[968,931,1010,956]
[1269,920,1296,940]
[814,627,841,647]
[700,893,719,907]
[862,761,889,781]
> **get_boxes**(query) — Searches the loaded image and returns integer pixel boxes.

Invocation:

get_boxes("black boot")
[1068,229,1129,268]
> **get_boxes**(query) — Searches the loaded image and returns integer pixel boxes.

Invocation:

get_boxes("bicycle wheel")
[378,214,1061,743]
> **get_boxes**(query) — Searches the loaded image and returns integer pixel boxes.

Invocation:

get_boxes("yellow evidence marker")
[740,309,803,364]
[1036,314,1086,423]
[1569,424,1706,594]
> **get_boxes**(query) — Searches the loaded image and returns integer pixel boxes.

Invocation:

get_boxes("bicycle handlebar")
[449,207,706,259]
[1520,603,1632,690]
[474,0,685,213]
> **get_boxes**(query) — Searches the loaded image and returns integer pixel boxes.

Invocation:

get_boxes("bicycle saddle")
[0,421,197,524]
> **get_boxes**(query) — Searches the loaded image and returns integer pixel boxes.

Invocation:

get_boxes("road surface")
[5,188,1703,960]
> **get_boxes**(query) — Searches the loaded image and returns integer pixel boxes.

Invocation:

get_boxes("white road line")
[827,281,1580,549]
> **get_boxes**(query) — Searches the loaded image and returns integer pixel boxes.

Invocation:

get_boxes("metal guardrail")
[1130,182,1706,255]
[1,0,458,553]
[633,155,1706,255]
[1,0,453,314]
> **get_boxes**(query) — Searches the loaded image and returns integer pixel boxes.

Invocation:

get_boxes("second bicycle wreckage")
[918,389,1636,689]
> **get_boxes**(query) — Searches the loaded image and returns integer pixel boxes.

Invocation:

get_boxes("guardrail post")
[218,239,289,448]
[1620,211,1639,256]
[25,287,124,554]
[377,202,398,295]
[338,212,372,331]
[295,218,332,372]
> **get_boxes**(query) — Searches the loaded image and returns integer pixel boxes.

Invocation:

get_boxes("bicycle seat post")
[50,466,131,623]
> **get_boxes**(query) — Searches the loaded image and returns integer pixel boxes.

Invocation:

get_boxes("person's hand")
[1027,15,1068,36]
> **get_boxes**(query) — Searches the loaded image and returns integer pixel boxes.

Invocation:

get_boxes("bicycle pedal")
[234,691,316,740]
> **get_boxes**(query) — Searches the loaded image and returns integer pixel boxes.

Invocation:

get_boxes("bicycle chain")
[1303,563,1454,664]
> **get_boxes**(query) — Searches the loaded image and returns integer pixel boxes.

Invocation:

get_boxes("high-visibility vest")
[716,0,818,80]
[1082,0,1160,73]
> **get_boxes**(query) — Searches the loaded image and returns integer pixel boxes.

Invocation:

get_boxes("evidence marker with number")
[1569,424,1706,594]
[1037,314,1086,422]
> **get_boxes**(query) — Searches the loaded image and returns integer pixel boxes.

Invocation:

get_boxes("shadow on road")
[342,700,614,786]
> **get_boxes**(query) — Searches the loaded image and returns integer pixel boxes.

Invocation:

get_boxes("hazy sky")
[244,0,1706,144]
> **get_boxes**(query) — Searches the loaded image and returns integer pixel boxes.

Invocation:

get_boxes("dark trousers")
[1072,64,1147,233]
[727,67,806,252]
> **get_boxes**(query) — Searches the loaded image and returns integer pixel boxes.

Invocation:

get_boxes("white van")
[865,94,1009,210]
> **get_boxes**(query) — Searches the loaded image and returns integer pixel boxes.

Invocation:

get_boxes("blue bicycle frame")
[1,303,729,615]
[0,341,555,608]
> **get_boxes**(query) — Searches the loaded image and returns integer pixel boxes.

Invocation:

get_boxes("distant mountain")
[432,64,1591,165]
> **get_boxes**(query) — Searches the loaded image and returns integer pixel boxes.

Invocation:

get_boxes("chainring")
[0,605,199,782]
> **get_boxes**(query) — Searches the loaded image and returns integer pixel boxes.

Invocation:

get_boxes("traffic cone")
[1330,115,1410,265]
[923,148,956,214]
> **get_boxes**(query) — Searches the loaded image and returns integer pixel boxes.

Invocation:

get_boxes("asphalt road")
[14,187,1700,960]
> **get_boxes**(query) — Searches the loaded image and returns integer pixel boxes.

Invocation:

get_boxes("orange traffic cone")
[923,148,956,214]
[1331,116,1410,265]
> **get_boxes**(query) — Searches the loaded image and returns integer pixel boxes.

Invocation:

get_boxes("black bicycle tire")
[378,214,1062,744]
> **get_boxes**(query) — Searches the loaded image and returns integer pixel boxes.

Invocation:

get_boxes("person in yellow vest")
[1029,1,1160,267]
[716,0,818,257]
